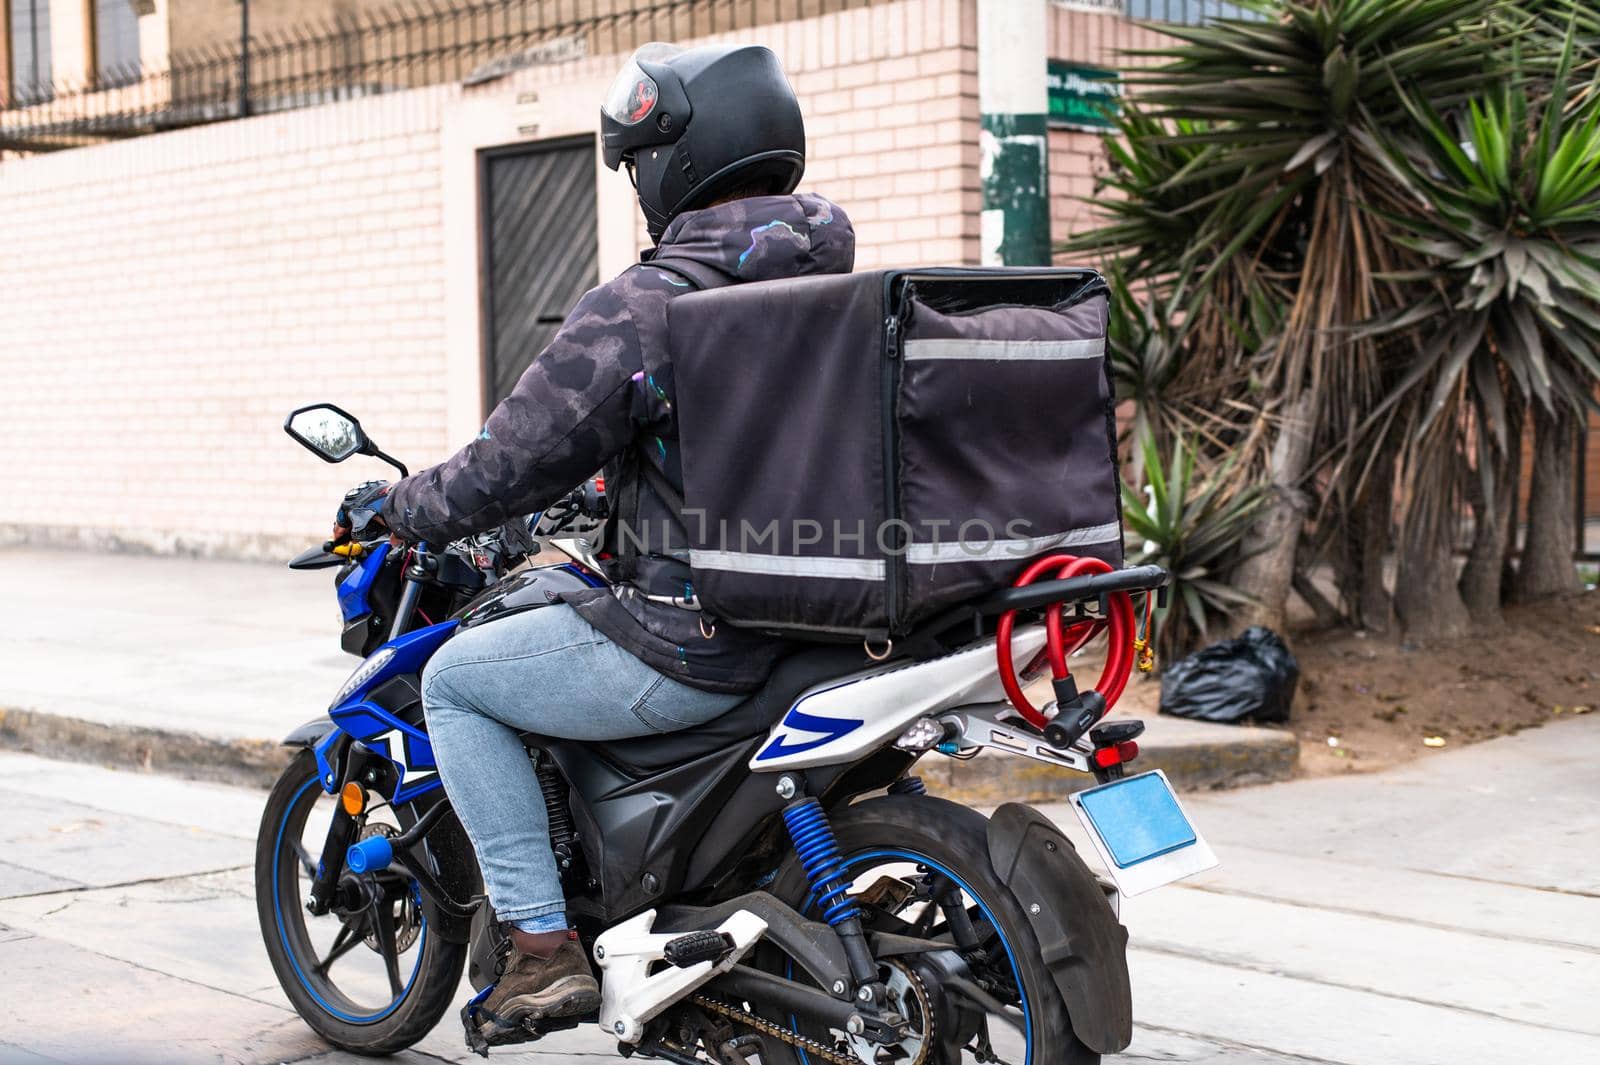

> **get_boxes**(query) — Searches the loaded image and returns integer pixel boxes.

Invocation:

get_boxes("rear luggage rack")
[974,563,1168,616]
[898,564,1169,661]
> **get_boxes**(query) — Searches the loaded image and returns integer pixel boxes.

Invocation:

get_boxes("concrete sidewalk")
[0,546,1297,789]
[1,547,353,784]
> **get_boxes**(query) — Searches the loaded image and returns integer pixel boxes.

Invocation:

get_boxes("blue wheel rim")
[791,847,1033,1065]
[272,776,428,1024]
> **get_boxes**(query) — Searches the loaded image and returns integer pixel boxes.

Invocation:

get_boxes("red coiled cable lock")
[995,554,1139,745]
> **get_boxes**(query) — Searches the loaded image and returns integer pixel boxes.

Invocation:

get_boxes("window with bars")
[1125,0,1255,23]
[94,0,141,88]
[7,0,53,105]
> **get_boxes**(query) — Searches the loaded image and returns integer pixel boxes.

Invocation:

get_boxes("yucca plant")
[1072,0,1507,638]
[1074,104,1289,462]
[1373,30,1600,612]
[1515,1,1600,81]
[1121,432,1268,663]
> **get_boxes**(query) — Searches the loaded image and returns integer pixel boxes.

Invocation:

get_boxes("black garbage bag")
[1159,626,1299,724]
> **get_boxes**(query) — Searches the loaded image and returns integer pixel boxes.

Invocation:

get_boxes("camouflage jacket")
[385,193,855,691]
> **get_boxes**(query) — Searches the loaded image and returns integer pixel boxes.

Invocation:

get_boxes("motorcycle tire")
[255,750,467,1055]
[758,794,1098,1065]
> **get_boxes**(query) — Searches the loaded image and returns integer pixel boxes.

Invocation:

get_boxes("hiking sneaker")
[478,932,600,1038]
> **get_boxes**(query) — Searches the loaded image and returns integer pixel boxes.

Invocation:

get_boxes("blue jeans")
[421,604,742,932]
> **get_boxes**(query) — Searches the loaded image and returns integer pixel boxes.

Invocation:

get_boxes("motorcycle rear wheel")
[758,795,1098,1065]
[255,750,466,1055]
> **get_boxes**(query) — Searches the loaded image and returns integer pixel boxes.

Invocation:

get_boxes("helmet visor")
[603,43,682,127]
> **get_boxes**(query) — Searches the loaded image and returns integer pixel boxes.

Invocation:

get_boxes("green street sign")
[1046,60,1121,130]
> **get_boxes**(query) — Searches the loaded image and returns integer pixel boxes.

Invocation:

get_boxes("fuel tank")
[453,559,606,630]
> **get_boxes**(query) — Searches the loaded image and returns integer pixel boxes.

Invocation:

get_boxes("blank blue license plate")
[1075,772,1196,867]
[1068,770,1217,895]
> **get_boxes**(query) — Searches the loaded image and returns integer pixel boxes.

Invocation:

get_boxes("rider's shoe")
[478,930,600,1038]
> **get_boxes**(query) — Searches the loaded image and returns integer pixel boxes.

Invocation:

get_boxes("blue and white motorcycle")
[256,403,1213,1065]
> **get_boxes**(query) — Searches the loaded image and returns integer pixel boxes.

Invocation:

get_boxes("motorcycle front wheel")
[255,750,466,1055]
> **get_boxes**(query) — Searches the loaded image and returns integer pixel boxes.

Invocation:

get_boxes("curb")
[920,728,1301,803]
[0,706,294,789]
[0,705,1300,798]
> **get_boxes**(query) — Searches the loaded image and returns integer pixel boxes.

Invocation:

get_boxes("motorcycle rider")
[334,43,854,1039]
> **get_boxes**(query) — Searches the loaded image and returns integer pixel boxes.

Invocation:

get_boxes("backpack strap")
[628,252,735,543]
[633,448,688,515]
[646,256,738,292]
[605,256,735,605]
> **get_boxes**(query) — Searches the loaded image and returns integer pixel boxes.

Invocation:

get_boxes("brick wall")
[2,88,454,557]
[1,0,990,558]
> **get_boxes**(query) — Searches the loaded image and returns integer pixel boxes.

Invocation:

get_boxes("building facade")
[2,0,1168,557]
[3,0,153,101]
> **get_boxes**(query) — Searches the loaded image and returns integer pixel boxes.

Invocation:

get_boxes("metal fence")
[1,0,885,152]
[1,0,1251,154]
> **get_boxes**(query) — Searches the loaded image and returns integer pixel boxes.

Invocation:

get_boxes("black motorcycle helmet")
[601,43,806,241]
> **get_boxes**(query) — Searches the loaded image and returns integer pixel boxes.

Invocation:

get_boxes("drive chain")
[688,993,862,1065]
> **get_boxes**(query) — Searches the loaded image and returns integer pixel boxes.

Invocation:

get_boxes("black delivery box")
[667,268,1122,639]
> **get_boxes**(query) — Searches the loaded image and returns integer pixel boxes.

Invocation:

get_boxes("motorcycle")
[256,402,1215,1064]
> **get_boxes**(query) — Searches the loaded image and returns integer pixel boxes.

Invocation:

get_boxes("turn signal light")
[341,782,368,816]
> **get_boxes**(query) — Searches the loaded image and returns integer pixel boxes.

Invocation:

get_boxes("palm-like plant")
[1075,102,1289,464]
[1374,36,1600,606]
[1071,0,1507,638]
[1122,432,1268,662]
[1517,1,1600,79]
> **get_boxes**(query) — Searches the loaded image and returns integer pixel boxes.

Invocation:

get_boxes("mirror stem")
[367,447,409,478]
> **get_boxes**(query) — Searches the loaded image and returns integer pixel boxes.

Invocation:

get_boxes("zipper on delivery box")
[881,282,908,632]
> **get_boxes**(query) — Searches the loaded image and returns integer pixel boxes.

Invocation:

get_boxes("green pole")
[978,0,1051,266]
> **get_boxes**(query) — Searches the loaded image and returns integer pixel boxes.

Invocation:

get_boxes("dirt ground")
[1250,591,1600,778]
[1280,590,1600,776]
[1108,588,1600,778]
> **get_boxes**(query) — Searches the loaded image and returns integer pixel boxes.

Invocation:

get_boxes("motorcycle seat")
[588,644,874,775]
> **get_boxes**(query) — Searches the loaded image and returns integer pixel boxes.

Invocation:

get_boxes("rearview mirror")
[284,404,368,463]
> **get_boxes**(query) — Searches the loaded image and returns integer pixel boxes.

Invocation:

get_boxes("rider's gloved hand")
[332,480,393,544]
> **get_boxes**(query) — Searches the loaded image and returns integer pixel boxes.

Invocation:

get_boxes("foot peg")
[662,930,735,968]
[460,985,582,1057]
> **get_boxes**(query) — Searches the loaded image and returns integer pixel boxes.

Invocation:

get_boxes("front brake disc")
[356,823,421,953]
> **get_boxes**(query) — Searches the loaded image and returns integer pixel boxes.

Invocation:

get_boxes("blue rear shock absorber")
[783,797,882,991]
[782,798,860,927]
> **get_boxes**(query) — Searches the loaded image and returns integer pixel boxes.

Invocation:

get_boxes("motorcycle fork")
[307,740,479,927]
[305,740,387,915]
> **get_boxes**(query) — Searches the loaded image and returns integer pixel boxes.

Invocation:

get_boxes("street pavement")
[1,715,1595,1065]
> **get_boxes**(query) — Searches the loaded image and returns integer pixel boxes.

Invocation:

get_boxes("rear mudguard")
[987,802,1133,1054]
[280,719,483,944]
